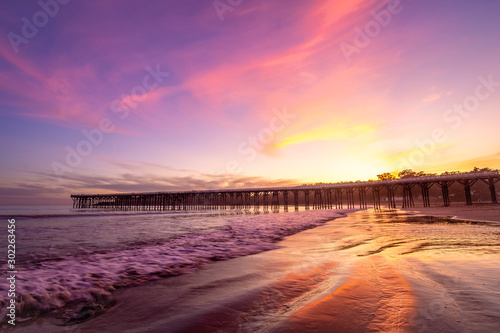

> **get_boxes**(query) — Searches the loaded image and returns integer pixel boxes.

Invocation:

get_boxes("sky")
[1,0,500,205]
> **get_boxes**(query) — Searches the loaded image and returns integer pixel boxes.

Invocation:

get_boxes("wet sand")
[402,203,500,223]
[13,208,500,332]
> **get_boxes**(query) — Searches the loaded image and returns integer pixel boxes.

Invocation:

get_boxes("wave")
[0,209,221,220]
[0,210,348,324]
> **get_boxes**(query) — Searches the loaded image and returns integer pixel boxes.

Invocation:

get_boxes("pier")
[71,171,499,211]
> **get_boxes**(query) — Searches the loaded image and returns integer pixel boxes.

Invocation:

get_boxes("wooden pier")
[71,171,499,211]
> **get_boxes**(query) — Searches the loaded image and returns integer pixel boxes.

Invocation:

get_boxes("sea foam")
[0,210,348,323]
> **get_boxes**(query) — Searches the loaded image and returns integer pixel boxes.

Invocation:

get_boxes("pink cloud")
[0,0,437,140]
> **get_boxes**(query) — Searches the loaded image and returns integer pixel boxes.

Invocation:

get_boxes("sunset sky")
[1,0,500,204]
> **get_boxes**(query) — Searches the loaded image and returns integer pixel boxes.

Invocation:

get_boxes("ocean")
[2,206,500,332]
[0,205,350,328]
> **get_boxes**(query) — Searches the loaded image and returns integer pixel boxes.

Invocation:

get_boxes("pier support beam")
[325,189,333,209]
[244,192,251,212]
[458,179,477,205]
[437,181,454,207]
[480,178,499,204]
[358,187,368,209]
[385,185,396,209]
[283,191,289,212]
[313,189,322,209]
[263,192,269,213]
[346,188,355,209]
[304,190,310,210]
[253,192,260,213]
[335,189,343,209]
[420,183,433,207]
[402,184,415,208]
[372,186,381,210]
[272,191,280,212]
[293,191,299,211]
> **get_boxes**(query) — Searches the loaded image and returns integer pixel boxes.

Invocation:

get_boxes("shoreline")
[401,203,500,223]
[9,206,500,332]
[4,209,356,331]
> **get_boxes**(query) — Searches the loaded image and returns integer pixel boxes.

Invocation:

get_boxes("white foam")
[0,210,349,321]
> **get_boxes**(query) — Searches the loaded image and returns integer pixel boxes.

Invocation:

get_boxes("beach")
[403,203,500,223]
[9,206,500,332]
[3,0,500,332]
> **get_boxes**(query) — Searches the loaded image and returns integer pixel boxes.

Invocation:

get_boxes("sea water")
[0,206,350,325]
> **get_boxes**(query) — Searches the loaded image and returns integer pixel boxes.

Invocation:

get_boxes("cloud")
[271,122,378,151]
[100,157,192,173]
[0,169,301,205]
[423,93,442,102]
[57,172,301,194]
[0,182,74,205]
[437,151,500,172]
[0,0,390,136]
[422,89,452,103]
